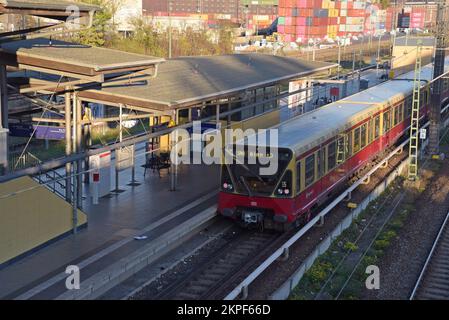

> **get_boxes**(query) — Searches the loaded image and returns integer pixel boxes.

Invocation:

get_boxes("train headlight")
[284,189,290,195]
[223,183,233,191]
[278,188,283,194]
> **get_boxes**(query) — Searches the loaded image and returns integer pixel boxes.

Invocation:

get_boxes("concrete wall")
[0,176,87,266]
[391,45,434,77]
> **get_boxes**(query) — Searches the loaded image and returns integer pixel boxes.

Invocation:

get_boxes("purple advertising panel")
[9,123,65,140]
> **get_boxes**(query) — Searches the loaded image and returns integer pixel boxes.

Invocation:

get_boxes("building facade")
[143,0,278,25]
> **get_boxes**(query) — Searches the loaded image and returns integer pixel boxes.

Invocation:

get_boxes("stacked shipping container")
[278,0,338,42]
[278,0,433,43]
[278,0,370,43]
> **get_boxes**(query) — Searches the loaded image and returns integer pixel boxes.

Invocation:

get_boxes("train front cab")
[218,147,299,231]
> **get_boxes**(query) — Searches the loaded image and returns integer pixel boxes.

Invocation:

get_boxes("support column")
[170,110,178,192]
[227,103,232,128]
[76,97,83,208]
[71,93,79,234]
[65,91,72,202]
[0,64,9,175]
[429,4,446,156]
[113,103,124,193]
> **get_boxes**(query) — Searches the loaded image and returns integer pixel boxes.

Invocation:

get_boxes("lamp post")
[256,6,259,36]
[336,36,341,78]
[376,32,381,75]
[168,0,172,59]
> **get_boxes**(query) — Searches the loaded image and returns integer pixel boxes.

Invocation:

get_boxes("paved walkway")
[0,152,220,298]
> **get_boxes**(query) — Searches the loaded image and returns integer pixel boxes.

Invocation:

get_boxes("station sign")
[420,128,427,140]
[116,145,135,172]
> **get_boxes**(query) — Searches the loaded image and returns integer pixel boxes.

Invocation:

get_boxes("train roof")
[240,58,449,157]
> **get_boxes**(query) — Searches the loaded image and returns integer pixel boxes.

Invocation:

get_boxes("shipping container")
[296,16,306,25]
[297,0,307,8]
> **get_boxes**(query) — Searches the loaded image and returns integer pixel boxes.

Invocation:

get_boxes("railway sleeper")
[426,284,449,293]
[423,287,449,296]
[236,244,261,251]
[211,266,233,274]
[428,266,449,274]
[428,272,449,280]
[193,279,217,287]
[221,255,242,263]
[175,292,200,300]
[427,275,449,284]
[226,253,248,260]
[201,273,223,281]
[431,261,449,269]
[419,291,449,299]
[184,284,210,294]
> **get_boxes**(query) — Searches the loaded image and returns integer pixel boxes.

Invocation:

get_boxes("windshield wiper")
[231,153,265,184]
[239,175,253,197]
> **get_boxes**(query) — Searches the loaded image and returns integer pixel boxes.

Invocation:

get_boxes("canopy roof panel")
[0,0,98,18]
[80,53,337,110]
[0,38,165,76]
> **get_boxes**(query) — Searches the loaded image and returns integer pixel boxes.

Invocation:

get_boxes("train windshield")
[225,148,292,197]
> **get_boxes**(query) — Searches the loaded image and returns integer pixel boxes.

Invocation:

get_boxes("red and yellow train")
[218,62,449,231]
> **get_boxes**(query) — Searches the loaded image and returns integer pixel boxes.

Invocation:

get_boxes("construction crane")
[408,39,423,180]
[428,0,448,157]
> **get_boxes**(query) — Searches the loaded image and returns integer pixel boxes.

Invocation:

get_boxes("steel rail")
[409,210,449,300]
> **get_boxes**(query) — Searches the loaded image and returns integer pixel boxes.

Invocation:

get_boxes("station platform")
[0,152,220,299]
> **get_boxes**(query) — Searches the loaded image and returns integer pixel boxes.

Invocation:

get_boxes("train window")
[368,118,374,144]
[296,161,301,193]
[361,123,367,148]
[327,141,337,171]
[353,127,361,153]
[383,110,391,133]
[347,132,353,157]
[317,149,325,178]
[393,106,399,126]
[305,154,315,187]
[399,103,404,122]
[374,115,381,139]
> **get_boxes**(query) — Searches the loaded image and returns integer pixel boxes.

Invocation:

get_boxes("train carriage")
[218,59,449,231]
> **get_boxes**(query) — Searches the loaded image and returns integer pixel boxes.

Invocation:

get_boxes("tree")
[378,0,389,10]
[131,17,165,57]
[72,0,116,46]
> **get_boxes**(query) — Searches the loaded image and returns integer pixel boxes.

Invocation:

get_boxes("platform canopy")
[0,0,98,20]
[76,54,338,111]
[0,38,165,92]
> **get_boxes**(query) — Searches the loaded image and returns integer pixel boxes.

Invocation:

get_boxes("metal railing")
[8,151,42,171]
[35,169,67,199]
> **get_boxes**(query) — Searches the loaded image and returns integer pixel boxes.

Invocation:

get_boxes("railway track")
[133,138,409,301]
[410,211,449,300]
[287,40,392,63]
[153,229,287,300]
